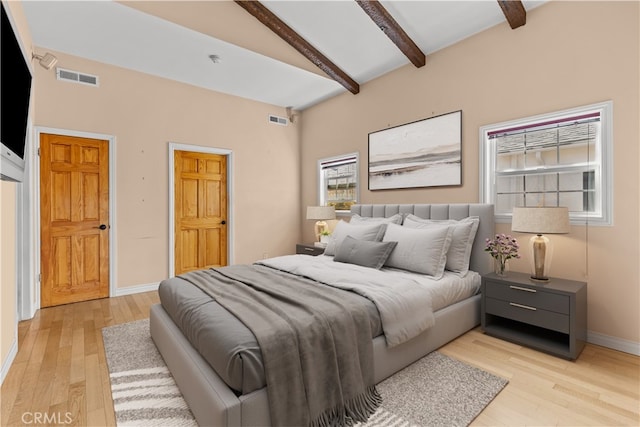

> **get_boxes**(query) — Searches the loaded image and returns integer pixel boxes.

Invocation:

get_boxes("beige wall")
[32,52,302,288]
[1,182,17,372]
[300,1,639,345]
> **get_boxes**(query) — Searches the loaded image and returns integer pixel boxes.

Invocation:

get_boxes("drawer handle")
[510,285,537,293]
[510,302,537,311]
[304,247,315,252]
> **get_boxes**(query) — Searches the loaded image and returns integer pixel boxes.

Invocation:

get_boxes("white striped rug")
[103,319,507,427]
[102,320,197,427]
[357,407,417,427]
[109,366,196,427]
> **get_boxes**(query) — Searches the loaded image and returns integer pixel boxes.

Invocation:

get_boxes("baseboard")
[114,282,159,297]
[588,330,640,356]
[1,338,18,386]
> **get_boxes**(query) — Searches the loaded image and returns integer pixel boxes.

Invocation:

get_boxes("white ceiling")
[22,0,546,111]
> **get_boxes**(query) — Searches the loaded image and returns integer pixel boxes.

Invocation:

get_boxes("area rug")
[102,319,508,427]
[102,319,197,427]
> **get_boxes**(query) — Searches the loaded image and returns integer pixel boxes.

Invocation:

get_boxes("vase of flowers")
[485,234,520,277]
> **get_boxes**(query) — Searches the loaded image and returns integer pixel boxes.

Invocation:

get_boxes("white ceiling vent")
[56,67,99,87]
[268,114,288,126]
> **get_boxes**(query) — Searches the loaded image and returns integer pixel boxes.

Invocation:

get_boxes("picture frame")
[368,110,462,190]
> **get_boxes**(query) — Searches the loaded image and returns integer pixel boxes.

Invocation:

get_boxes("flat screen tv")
[1,1,32,182]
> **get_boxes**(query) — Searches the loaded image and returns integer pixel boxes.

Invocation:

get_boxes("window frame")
[317,152,359,214]
[479,101,613,226]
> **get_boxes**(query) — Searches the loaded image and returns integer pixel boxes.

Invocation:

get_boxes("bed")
[150,203,494,426]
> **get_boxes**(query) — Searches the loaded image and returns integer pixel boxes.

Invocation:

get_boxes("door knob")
[96,224,107,230]
[221,220,226,225]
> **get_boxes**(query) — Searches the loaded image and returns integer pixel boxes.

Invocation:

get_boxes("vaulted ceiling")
[22,0,547,111]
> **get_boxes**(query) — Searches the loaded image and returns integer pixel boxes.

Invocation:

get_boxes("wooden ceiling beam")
[497,0,526,29]
[355,0,425,68]
[234,0,360,94]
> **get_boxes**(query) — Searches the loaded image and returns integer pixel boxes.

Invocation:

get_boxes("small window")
[480,101,612,225]
[318,153,359,213]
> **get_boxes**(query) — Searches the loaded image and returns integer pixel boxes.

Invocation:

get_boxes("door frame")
[168,142,233,277]
[20,127,116,317]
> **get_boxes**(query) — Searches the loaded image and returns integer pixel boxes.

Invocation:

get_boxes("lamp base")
[530,275,550,282]
[528,234,553,281]
[314,220,328,242]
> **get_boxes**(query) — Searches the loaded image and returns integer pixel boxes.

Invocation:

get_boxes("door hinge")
[38,273,41,282]
[37,147,40,156]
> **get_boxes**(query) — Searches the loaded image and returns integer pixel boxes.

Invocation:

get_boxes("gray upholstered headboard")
[350,204,495,276]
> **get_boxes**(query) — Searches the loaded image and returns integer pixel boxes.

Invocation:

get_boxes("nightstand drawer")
[485,297,569,334]
[484,280,569,314]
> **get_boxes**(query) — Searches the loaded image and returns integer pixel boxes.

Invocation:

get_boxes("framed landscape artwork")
[368,110,462,190]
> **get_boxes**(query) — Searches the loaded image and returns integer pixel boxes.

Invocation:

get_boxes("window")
[480,101,612,225]
[318,153,359,213]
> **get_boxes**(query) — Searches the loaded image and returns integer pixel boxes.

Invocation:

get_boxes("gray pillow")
[402,215,480,276]
[323,220,387,256]
[349,213,403,225]
[382,223,453,278]
[334,236,398,269]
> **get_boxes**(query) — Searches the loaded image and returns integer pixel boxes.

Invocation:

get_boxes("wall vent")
[56,68,99,87]
[268,114,288,126]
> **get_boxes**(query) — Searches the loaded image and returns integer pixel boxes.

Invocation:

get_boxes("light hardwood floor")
[1,291,639,426]
[440,330,640,426]
[1,291,159,427]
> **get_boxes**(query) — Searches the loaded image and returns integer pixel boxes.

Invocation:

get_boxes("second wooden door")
[174,150,228,275]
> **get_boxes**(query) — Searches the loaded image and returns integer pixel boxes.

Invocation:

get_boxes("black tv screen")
[1,1,32,160]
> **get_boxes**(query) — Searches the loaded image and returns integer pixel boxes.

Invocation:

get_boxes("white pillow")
[402,215,480,276]
[323,220,387,256]
[382,223,453,279]
[349,213,403,225]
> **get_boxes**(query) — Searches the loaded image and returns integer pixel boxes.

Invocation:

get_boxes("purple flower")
[484,234,521,261]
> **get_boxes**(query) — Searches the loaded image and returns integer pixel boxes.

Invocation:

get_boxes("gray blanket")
[260,255,436,347]
[179,264,381,427]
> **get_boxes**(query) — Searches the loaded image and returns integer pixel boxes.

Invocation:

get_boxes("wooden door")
[40,133,110,307]
[174,150,228,275]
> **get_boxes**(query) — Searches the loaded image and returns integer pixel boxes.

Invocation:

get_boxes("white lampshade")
[306,206,336,221]
[511,207,570,234]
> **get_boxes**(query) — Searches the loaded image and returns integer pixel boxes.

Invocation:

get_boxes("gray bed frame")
[150,203,494,426]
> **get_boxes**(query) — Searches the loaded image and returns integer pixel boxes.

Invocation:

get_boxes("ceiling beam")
[234,1,360,94]
[497,0,526,29]
[355,0,425,68]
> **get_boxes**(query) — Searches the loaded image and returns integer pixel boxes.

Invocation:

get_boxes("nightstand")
[481,271,587,360]
[296,243,325,256]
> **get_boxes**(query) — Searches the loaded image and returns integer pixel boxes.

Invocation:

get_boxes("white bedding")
[258,254,481,347]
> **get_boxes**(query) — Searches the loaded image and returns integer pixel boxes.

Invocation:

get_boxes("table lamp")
[511,206,570,281]
[306,206,336,242]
